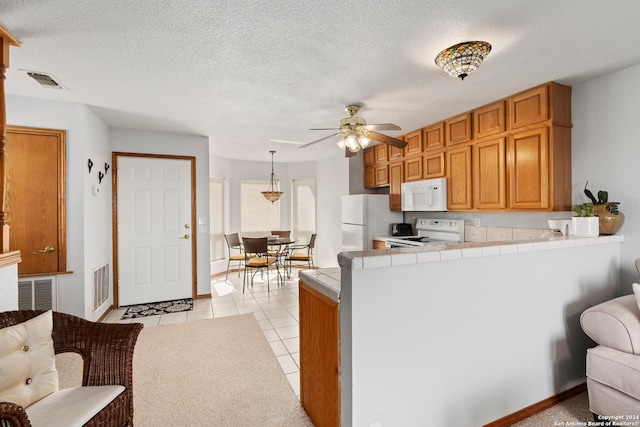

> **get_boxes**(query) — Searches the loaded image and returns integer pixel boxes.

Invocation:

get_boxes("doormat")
[121,298,193,319]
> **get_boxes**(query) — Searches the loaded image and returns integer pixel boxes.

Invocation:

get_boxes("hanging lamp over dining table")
[262,150,283,203]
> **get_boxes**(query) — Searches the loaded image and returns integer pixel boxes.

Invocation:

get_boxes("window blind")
[240,179,280,236]
[209,176,224,261]
[292,179,316,244]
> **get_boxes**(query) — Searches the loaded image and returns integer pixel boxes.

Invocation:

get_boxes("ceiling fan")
[298,105,408,157]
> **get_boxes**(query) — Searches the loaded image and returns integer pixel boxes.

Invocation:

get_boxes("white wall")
[7,95,110,320]
[111,128,211,297]
[572,64,640,293]
[342,241,620,426]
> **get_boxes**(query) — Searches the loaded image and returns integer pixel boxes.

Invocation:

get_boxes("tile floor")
[103,268,303,397]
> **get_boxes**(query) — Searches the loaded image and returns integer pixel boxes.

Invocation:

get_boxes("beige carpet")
[56,314,314,427]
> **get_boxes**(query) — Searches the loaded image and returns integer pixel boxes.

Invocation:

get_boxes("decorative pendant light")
[435,41,492,80]
[261,150,283,203]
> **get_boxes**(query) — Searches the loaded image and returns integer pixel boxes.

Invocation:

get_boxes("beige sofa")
[580,294,640,419]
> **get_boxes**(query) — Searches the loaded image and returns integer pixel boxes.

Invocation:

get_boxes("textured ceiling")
[3,0,640,162]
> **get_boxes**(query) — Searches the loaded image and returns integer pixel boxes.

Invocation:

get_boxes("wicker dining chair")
[270,230,291,238]
[242,237,280,293]
[286,233,317,272]
[0,310,143,427]
[224,233,246,281]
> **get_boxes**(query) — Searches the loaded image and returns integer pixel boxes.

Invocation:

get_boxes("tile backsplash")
[465,226,545,243]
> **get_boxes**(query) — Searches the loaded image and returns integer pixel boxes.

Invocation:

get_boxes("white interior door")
[117,156,193,306]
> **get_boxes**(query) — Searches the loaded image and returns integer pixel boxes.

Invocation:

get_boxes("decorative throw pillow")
[0,311,59,408]
[633,283,640,312]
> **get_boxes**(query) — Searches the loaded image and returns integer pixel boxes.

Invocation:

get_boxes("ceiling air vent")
[26,71,64,89]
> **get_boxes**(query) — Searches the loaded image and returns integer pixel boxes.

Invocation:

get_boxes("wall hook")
[104,163,110,174]
[98,171,104,184]
[88,159,94,173]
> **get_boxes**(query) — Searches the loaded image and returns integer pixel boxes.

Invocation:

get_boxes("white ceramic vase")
[572,216,599,237]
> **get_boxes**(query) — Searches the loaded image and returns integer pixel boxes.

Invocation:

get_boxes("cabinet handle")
[33,245,55,254]
[179,234,190,240]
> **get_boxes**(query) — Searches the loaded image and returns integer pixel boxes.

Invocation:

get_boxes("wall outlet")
[474,218,481,228]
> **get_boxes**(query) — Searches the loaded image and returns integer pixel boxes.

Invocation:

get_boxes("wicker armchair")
[0,310,143,427]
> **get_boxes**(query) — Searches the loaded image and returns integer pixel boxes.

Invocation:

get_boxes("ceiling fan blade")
[363,123,401,131]
[309,127,340,131]
[368,131,408,149]
[269,139,305,145]
[345,149,358,158]
[297,132,344,149]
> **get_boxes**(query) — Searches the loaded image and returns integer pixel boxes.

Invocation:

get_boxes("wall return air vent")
[26,71,64,89]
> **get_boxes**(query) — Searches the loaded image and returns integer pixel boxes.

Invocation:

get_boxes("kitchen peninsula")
[299,235,623,426]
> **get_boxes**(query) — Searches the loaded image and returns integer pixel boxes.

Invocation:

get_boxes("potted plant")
[582,182,625,235]
[571,202,599,237]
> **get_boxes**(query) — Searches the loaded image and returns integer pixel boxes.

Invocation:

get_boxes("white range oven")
[384,218,465,249]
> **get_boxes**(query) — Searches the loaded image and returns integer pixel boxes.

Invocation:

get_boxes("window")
[209,177,224,261]
[292,179,316,244]
[240,179,280,236]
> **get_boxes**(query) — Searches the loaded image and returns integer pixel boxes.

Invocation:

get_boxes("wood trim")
[0,26,19,253]
[111,152,198,308]
[483,383,587,427]
[0,250,21,268]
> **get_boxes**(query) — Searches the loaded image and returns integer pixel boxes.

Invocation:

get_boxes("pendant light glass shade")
[435,41,492,80]
[261,150,283,203]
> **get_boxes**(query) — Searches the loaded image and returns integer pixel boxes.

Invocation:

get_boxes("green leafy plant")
[583,181,608,204]
[582,181,620,214]
[572,203,594,217]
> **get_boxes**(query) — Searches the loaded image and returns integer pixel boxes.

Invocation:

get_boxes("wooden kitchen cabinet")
[373,239,386,249]
[363,146,375,166]
[403,129,423,157]
[473,138,506,210]
[389,161,403,211]
[423,150,445,179]
[509,85,548,130]
[446,145,473,210]
[424,122,445,151]
[474,101,505,139]
[445,112,472,146]
[374,143,389,163]
[507,125,572,211]
[507,127,549,209]
[300,281,340,427]
[389,143,404,160]
[364,145,390,189]
[404,155,423,182]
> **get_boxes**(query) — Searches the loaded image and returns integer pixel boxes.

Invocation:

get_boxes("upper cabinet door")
[403,130,423,157]
[474,101,505,139]
[445,113,472,146]
[473,137,506,210]
[507,127,549,209]
[374,144,388,163]
[509,85,548,130]
[423,122,445,151]
[363,146,375,166]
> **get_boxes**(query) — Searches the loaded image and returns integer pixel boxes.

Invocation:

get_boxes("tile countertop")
[300,235,624,304]
[298,267,341,303]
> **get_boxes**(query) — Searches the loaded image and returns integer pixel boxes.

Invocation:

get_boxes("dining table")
[267,236,296,279]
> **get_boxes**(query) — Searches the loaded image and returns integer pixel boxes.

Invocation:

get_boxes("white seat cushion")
[25,385,125,427]
[0,311,58,408]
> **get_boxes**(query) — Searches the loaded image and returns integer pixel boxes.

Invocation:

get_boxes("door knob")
[184,224,190,229]
[179,234,190,239]
[33,245,55,254]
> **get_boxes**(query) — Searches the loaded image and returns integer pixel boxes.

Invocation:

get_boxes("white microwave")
[401,177,447,211]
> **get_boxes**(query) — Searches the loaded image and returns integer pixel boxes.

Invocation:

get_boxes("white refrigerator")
[342,194,403,251]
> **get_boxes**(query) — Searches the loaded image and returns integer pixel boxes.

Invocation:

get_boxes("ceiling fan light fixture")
[261,150,283,203]
[435,41,492,80]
